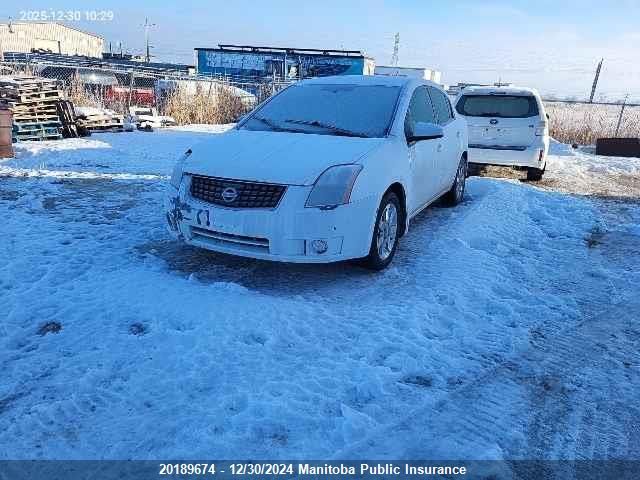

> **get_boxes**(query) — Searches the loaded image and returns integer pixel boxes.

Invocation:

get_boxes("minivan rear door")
[456,94,540,149]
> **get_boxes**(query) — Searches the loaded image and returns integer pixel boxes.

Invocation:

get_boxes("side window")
[404,87,436,139]
[428,87,454,125]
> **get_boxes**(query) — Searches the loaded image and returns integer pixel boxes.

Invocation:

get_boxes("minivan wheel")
[527,166,545,181]
[444,156,468,206]
[362,191,400,270]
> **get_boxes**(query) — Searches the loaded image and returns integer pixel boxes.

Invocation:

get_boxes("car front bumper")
[468,143,547,168]
[165,176,378,263]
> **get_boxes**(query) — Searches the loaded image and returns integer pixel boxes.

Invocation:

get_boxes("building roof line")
[0,22,104,40]
[194,44,370,58]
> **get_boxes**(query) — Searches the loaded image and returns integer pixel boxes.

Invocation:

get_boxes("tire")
[443,155,468,206]
[526,165,545,181]
[362,191,401,270]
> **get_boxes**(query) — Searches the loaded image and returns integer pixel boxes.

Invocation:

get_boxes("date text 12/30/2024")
[158,463,469,477]
[19,10,114,22]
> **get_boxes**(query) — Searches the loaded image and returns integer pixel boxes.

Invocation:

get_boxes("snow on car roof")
[461,85,540,96]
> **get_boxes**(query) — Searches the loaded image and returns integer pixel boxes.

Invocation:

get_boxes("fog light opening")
[310,239,328,254]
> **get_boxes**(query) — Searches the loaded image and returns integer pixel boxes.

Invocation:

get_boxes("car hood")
[183,129,385,186]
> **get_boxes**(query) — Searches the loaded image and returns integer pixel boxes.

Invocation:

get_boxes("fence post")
[127,69,134,110]
[614,94,629,137]
[272,70,276,96]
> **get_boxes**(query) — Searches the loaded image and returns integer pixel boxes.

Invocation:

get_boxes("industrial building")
[375,65,442,84]
[0,22,104,58]
[195,45,375,79]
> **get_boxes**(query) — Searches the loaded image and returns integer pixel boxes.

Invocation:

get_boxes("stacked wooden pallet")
[0,76,63,141]
[75,106,124,132]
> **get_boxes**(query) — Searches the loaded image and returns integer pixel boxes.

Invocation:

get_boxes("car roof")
[297,75,438,89]
[461,85,539,96]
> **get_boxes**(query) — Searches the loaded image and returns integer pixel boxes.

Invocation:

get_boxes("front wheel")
[443,155,468,206]
[362,191,400,270]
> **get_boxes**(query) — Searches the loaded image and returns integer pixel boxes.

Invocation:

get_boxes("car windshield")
[456,94,539,118]
[240,83,401,138]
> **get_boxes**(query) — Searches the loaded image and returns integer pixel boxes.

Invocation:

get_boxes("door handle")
[456,131,461,138]
[437,144,443,152]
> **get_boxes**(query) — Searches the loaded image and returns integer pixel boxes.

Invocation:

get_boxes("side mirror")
[408,122,444,142]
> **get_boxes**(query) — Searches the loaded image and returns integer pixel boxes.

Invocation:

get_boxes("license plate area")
[192,206,242,234]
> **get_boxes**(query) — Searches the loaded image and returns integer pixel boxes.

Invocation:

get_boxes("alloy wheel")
[376,202,398,261]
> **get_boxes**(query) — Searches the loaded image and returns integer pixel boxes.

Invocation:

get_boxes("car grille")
[190,175,286,209]
[191,226,269,252]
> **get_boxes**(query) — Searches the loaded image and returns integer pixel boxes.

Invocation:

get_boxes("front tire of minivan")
[362,191,400,270]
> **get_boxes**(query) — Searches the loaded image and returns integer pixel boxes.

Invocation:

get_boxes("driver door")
[405,86,440,214]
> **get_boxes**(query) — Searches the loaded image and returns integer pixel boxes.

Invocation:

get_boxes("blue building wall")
[196,49,372,78]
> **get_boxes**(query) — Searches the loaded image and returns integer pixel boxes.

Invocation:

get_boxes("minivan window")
[241,83,401,138]
[404,87,436,139]
[428,87,454,125]
[456,95,539,118]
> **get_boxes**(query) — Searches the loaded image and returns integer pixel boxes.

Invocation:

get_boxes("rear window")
[456,95,539,118]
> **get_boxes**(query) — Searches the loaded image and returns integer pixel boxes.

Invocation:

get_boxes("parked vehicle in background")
[455,86,549,181]
[166,75,468,269]
[129,106,177,129]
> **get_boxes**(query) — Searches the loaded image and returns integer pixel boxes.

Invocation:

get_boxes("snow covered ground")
[0,130,639,460]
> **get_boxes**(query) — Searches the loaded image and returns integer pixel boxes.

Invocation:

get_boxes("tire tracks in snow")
[335,294,640,461]
[335,187,640,461]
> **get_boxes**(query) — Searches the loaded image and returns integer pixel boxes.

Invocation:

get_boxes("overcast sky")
[3,0,640,100]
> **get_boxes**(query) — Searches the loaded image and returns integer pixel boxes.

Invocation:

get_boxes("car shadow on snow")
[137,194,475,298]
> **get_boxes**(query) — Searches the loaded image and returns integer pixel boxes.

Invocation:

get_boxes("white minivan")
[455,86,549,181]
[166,75,468,269]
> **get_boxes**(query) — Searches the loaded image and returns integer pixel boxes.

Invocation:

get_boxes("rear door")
[428,86,459,191]
[404,86,440,213]
[456,94,540,149]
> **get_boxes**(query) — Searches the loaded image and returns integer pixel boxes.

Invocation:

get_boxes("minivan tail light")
[535,120,547,136]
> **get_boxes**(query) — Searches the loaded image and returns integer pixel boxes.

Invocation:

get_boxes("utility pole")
[390,32,400,67]
[143,17,156,63]
[589,58,603,103]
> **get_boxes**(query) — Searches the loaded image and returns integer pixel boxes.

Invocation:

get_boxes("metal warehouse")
[195,44,375,79]
[0,22,104,58]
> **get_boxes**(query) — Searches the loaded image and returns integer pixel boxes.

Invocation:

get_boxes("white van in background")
[455,86,549,181]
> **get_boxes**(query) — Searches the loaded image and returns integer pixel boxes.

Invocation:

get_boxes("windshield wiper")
[250,116,303,133]
[283,119,368,138]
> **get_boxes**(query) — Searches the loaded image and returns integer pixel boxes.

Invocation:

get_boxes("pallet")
[2,75,65,142]
[0,76,58,88]
[12,133,63,142]
[4,90,62,103]
[86,126,124,133]
[77,116,124,129]
[14,120,62,130]
[13,114,60,123]
[12,120,62,142]
[11,103,58,112]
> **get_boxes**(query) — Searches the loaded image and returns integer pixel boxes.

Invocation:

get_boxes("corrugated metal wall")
[0,23,103,58]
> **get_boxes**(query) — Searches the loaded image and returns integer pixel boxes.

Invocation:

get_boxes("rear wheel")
[443,155,468,206]
[362,192,400,270]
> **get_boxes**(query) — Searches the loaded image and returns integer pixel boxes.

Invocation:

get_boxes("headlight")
[170,149,192,188]
[306,164,363,208]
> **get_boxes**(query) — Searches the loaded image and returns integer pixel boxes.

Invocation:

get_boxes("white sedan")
[166,75,468,269]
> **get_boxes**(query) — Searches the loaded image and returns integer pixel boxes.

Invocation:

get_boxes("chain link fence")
[0,59,295,124]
